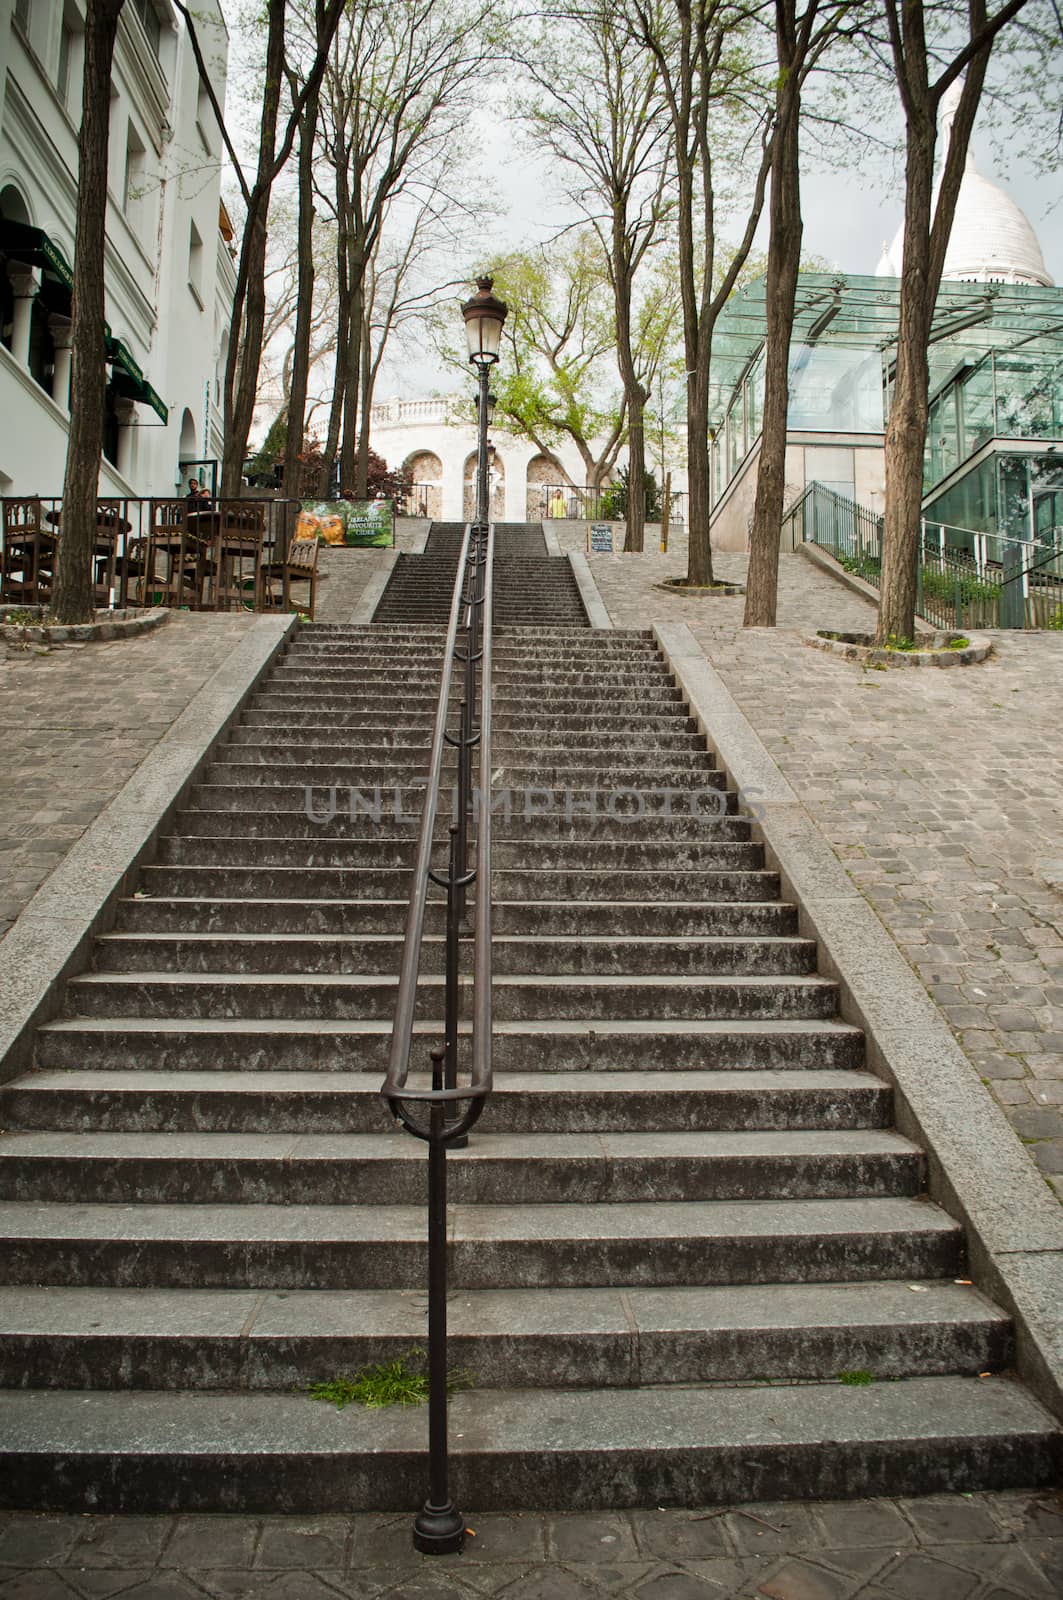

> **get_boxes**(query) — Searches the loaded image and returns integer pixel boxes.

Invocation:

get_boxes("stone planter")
[0,606,169,646]
[807,628,992,667]
[654,577,745,598]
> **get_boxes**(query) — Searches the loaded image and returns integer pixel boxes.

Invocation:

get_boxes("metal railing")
[380,516,494,1552]
[0,495,304,614]
[782,481,1063,630]
[531,483,687,525]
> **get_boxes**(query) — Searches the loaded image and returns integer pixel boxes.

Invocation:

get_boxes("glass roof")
[709,271,1063,418]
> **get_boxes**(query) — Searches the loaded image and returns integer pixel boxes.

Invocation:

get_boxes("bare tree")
[874,0,1029,644]
[314,0,502,496]
[515,2,674,551]
[626,0,776,586]
[743,0,862,626]
[50,0,126,624]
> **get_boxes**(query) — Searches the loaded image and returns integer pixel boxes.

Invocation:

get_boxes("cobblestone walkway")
[0,1490,1060,1597]
[0,613,255,940]
[586,547,1063,1201]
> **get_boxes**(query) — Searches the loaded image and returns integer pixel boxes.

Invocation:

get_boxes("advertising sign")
[297,499,394,547]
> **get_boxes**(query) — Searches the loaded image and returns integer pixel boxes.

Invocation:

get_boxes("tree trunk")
[355,303,374,497]
[686,367,714,586]
[624,405,648,552]
[744,19,802,628]
[877,127,934,644]
[338,268,364,493]
[318,225,350,496]
[52,0,125,624]
[283,79,320,503]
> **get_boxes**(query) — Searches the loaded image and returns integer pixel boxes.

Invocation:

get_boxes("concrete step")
[2,1377,1054,1511]
[156,834,758,866]
[91,932,819,978]
[0,1196,962,1289]
[112,897,800,939]
[34,1017,865,1073]
[193,765,726,796]
[3,1069,892,1135]
[138,863,782,902]
[63,971,841,1023]
[227,729,710,757]
[164,812,755,844]
[0,1281,1011,1392]
[0,1129,923,1205]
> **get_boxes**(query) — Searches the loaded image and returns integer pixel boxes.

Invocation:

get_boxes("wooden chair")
[1,499,52,606]
[146,500,210,609]
[212,502,266,610]
[261,536,319,619]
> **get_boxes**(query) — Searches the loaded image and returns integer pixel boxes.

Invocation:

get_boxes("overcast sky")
[376,102,1062,399]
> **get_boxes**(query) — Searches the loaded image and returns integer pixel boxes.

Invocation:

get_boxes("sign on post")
[589,522,614,553]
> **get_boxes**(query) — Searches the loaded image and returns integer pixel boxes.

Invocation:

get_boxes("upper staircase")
[375,520,587,626]
[0,599,1058,1507]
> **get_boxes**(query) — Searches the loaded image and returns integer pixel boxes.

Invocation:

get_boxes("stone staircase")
[375,520,587,626]
[0,617,1058,1510]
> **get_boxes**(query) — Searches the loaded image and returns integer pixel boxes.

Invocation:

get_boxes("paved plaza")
[0,1491,1060,1597]
[0,613,256,942]
[584,545,1063,1203]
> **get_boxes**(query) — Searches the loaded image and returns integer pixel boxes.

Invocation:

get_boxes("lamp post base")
[413,1500,466,1555]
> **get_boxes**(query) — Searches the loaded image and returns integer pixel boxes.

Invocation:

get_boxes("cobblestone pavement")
[0,612,255,940]
[0,1491,1060,1597]
[585,546,1063,1200]
[315,523,430,625]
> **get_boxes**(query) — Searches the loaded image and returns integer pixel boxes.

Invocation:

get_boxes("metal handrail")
[380,519,494,1137]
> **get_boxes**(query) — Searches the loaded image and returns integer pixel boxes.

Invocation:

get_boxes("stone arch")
[463,449,506,521]
[526,452,563,521]
[403,449,443,520]
[0,183,32,225]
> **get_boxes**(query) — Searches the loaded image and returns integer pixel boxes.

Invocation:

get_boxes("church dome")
[875,82,1054,287]
[876,163,1054,286]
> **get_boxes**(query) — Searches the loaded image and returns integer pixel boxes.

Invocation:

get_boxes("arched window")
[403,450,443,519]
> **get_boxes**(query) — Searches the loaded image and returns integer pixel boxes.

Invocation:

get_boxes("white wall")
[0,0,232,498]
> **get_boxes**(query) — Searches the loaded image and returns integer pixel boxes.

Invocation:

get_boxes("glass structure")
[708,272,1063,550]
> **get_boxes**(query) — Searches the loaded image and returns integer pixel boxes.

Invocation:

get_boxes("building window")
[188,219,203,303]
[124,122,147,218]
[14,0,31,34]
[129,0,161,57]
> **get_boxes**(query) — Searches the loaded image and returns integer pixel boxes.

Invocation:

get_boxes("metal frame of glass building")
[708,272,1063,558]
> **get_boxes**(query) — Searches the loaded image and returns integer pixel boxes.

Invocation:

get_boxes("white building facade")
[0,0,235,499]
[370,396,636,523]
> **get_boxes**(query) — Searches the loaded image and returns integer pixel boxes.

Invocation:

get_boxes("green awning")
[0,218,74,290]
[105,335,168,423]
[105,334,144,385]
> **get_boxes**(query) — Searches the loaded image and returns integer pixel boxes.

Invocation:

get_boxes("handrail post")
[412,1048,466,1557]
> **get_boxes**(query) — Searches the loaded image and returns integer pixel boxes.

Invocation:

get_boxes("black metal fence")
[530,483,688,526]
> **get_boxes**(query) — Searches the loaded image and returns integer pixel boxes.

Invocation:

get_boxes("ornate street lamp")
[462,276,507,525]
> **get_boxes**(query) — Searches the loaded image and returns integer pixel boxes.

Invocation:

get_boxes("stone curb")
[0,607,169,646]
[0,613,297,1086]
[349,551,400,623]
[542,522,563,557]
[806,630,993,668]
[654,618,1063,1425]
[568,552,612,629]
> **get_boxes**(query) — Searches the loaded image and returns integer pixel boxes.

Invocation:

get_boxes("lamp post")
[407,279,507,1563]
[462,277,507,526]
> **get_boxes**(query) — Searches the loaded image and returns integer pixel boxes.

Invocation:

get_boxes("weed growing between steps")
[308,1351,474,1410]
[838,1370,876,1386]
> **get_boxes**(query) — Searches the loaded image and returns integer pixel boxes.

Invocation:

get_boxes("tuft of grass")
[838,1370,875,1386]
[308,1350,473,1410]
[946,636,971,650]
